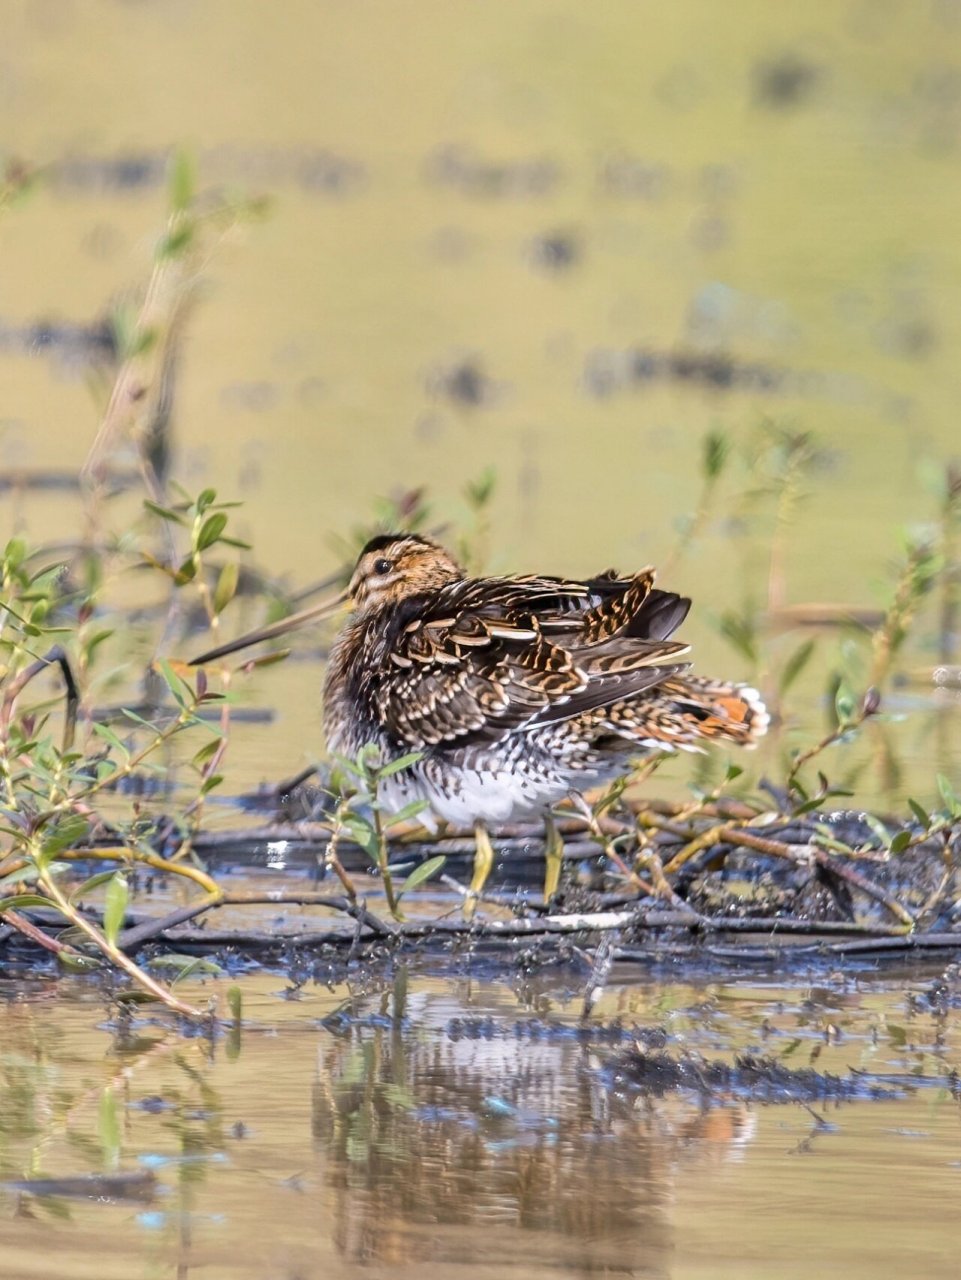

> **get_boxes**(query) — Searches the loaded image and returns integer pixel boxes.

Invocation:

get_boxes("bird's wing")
[371,572,693,749]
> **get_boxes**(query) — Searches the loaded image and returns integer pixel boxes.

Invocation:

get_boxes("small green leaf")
[343,817,379,859]
[41,814,90,855]
[151,953,225,976]
[3,536,28,569]
[466,466,496,507]
[399,855,446,895]
[0,893,59,913]
[158,224,193,260]
[228,985,243,1020]
[157,659,194,710]
[91,721,131,758]
[213,562,239,614]
[131,326,159,358]
[197,513,228,552]
[84,628,115,659]
[792,797,826,816]
[356,743,381,771]
[834,680,857,726]
[70,870,123,902]
[779,638,816,695]
[889,829,912,855]
[0,864,40,889]
[103,873,129,947]
[58,952,103,972]
[121,707,161,730]
[384,799,429,825]
[144,499,187,526]
[192,739,221,768]
[592,776,629,817]
[907,798,930,830]
[175,555,198,585]
[377,752,424,779]
[168,148,196,213]
[937,774,959,815]
[864,815,892,849]
[702,428,730,481]
[716,610,758,665]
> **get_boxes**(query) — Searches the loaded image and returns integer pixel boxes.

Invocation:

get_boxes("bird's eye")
[373,558,393,576]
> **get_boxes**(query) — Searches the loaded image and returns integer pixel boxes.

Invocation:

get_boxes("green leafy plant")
[0,648,226,1014]
[325,745,440,919]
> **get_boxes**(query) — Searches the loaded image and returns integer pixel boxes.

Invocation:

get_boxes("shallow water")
[2,0,961,809]
[1,963,960,1279]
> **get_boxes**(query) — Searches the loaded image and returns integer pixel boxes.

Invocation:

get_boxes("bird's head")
[349,533,464,612]
[189,532,463,667]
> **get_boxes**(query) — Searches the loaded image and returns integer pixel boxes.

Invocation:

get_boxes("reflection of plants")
[0,1003,226,1226]
[315,970,416,1173]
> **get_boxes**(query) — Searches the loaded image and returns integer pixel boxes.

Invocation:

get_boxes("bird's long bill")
[189,591,349,666]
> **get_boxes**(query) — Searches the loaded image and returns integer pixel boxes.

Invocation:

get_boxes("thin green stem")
[36,866,204,1017]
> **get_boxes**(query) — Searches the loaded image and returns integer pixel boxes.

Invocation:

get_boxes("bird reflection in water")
[310,982,755,1273]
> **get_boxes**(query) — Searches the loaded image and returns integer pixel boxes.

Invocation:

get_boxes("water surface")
[2,0,960,807]
[1,964,960,1279]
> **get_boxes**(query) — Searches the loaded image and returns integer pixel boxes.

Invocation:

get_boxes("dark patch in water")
[428,357,499,408]
[604,1049,902,1103]
[583,346,788,398]
[528,230,580,271]
[0,316,116,364]
[425,145,560,197]
[50,146,364,196]
[446,1015,668,1048]
[0,1171,157,1203]
[753,53,823,109]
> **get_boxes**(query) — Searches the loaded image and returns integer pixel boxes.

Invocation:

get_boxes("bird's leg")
[466,820,496,917]
[543,811,565,903]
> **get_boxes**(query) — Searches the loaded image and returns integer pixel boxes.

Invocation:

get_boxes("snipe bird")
[192,533,768,904]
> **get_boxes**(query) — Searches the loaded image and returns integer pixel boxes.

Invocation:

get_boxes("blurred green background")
[2,0,959,801]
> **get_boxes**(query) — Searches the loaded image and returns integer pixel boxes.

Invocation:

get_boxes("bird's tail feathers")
[661,675,769,748]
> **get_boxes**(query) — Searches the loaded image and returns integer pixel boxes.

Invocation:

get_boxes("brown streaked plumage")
[321,532,767,822]
[192,532,768,903]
